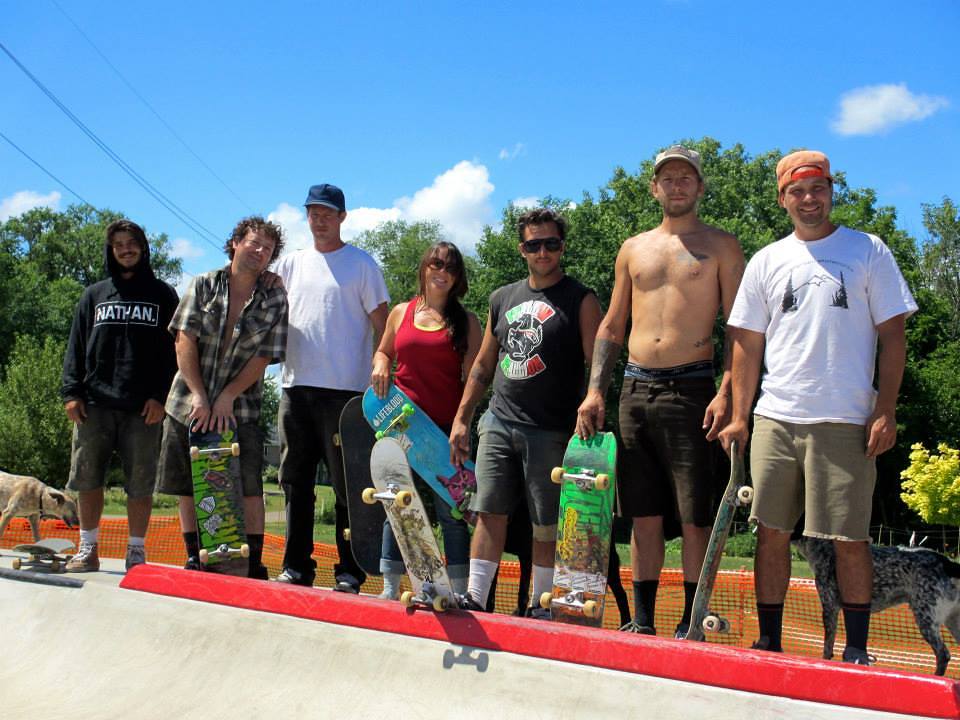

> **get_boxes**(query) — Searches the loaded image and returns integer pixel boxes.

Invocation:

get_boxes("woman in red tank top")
[370,241,482,599]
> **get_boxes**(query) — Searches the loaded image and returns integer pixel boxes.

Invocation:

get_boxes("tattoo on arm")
[588,339,622,393]
[469,364,495,387]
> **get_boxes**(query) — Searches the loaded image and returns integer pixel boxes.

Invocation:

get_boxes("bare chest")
[630,242,717,291]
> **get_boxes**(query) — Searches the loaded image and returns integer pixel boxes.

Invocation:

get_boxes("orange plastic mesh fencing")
[4,517,954,679]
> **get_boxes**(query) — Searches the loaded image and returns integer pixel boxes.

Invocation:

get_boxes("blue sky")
[2,1,957,288]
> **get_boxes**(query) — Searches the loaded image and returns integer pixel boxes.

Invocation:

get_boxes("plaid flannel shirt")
[164,266,288,424]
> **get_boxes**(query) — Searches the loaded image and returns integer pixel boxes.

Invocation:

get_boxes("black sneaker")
[842,646,875,666]
[524,606,551,620]
[184,556,204,571]
[750,636,782,652]
[334,573,361,594]
[456,593,487,612]
[619,620,656,635]
[674,622,690,640]
[275,567,314,586]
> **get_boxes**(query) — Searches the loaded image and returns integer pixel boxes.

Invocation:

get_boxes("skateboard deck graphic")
[189,427,249,576]
[542,432,617,627]
[362,385,475,517]
[686,441,752,641]
[339,396,385,576]
[367,438,455,611]
[11,539,75,572]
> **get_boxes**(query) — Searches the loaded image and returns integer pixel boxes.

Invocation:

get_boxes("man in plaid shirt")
[157,216,289,579]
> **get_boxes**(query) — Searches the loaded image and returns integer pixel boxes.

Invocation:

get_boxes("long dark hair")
[417,241,469,356]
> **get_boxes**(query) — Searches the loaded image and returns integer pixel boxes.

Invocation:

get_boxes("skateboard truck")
[198,542,250,565]
[374,403,415,440]
[400,581,450,612]
[190,443,240,461]
[550,466,610,491]
[539,590,600,618]
[362,482,413,508]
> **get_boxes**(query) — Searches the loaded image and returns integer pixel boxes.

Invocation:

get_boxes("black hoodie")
[61,234,179,411]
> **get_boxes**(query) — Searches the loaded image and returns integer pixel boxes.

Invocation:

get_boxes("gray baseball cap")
[654,145,703,180]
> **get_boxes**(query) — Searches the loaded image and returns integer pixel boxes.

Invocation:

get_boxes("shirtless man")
[577,145,745,637]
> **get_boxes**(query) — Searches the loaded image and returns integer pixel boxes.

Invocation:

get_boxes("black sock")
[680,581,698,625]
[632,580,659,628]
[757,602,784,652]
[842,601,871,651]
[183,531,200,559]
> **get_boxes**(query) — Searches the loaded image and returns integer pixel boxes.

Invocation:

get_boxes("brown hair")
[417,241,469,356]
[225,216,285,262]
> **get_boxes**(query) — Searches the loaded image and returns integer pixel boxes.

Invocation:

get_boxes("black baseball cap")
[304,184,346,212]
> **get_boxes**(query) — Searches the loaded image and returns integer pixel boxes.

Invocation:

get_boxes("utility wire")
[0,40,223,251]
[49,0,255,214]
[0,129,92,206]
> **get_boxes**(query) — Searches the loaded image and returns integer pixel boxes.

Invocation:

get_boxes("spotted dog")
[0,471,79,542]
[796,536,960,676]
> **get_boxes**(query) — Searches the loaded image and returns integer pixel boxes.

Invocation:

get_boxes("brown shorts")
[616,376,721,526]
[749,415,875,541]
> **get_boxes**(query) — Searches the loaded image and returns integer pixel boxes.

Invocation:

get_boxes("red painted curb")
[122,564,960,718]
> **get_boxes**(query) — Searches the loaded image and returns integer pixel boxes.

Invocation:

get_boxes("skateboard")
[362,385,475,518]
[189,426,249,575]
[11,539,75,572]
[365,437,456,612]
[685,440,753,641]
[338,395,385,577]
[540,432,617,627]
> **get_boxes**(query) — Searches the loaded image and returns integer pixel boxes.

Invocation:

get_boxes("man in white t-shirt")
[274,183,389,590]
[719,151,916,665]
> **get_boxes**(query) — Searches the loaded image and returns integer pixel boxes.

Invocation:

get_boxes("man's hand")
[210,391,237,434]
[449,418,472,467]
[703,392,731,441]
[141,399,165,426]
[64,399,87,425]
[259,270,284,290]
[188,394,212,433]
[865,407,897,458]
[576,391,605,440]
[718,418,749,456]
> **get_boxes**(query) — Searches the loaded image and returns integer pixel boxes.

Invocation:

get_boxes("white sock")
[467,558,499,606]
[80,528,99,545]
[128,536,145,548]
[531,565,554,607]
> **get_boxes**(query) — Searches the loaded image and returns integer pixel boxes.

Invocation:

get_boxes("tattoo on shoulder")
[589,339,622,393]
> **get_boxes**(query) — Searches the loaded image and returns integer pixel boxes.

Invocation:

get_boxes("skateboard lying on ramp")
[365,437,456,612]
[540,432,617,627]
[11,539,75,572]
[362,385,475,518]
[338,395,385,577]
[685,441,752,642]
[189,426,249,576]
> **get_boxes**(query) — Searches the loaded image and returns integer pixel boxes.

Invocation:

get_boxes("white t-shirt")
[275,244,389,392]
[727,226,917,424]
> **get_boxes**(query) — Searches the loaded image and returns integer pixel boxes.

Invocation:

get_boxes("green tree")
[259,373,281,441]
[919,197,960,335]
[0,335,73,485]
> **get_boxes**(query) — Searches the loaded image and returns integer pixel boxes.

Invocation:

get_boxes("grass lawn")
[109,484,813,577]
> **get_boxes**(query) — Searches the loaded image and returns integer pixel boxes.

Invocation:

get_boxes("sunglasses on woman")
[427,257,459,273]
[521,237,563,253]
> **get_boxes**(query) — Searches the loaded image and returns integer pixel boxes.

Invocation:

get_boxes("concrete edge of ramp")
[122,564,960,719]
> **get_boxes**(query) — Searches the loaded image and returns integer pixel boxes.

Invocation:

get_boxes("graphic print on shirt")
[93,301,160,326]
[779,261,849,314]
[500,300,556,380]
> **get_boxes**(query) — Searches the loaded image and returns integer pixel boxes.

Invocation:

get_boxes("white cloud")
[269,160,495,255]
[831,83,949,136]
[511,196,540,209]
[498,142,526,161]
[0,190,61,222]
[170,237,205,260]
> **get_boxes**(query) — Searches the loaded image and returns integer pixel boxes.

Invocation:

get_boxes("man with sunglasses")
[719,151,915,663]
[577,145,745,638]
[451,207,603,614]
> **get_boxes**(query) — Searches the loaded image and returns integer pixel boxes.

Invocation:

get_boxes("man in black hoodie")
[61,219,179,572]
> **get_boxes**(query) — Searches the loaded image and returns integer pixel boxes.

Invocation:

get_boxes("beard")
[661,197,699,218]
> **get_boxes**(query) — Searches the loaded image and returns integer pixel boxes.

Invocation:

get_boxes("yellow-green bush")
[901,443,960,526]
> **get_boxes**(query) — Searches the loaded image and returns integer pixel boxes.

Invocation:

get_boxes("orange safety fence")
[3,516,955,679]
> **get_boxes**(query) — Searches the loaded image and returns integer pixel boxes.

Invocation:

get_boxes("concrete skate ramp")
[1,564,958,720]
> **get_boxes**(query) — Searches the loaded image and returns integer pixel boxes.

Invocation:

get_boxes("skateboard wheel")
[550,467,565,484]
[400,591,415,607]
[362,488,377,504]
[395,490,412,507]
[449,507,463,520]
[240,544,250,558]
[12,558,21,570]
[190,446,200,460]
[594,474,610,491]
[703,615,722,633]
[375,430,385,440]
[198,549,209,564]
[332,433,341,447]
[433,596,449,612]
[402,404,415,417]
[582,600,598,618]
[230,443,240,457]
[539,591,553,609]
[737,486,754,504]
[343,528,351,541]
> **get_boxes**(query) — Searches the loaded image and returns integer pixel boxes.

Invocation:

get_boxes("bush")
[901,442,960,526]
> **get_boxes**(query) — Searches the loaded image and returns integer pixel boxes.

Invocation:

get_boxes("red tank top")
[394,299,464,430]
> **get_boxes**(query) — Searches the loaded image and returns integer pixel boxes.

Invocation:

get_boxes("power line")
[0,40,223,252]
[49,0,255,214]
[0,130,92,206]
